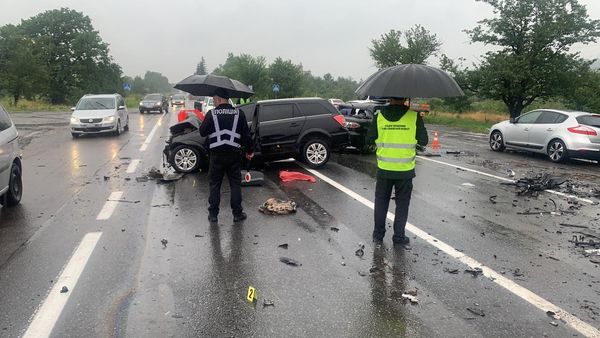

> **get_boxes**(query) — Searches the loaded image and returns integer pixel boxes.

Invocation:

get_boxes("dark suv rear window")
[576,115,600,128]
[297,102,331,116]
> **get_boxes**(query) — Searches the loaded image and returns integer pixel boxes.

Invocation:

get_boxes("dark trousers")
[208,153,243,216]
[373,178,413,242]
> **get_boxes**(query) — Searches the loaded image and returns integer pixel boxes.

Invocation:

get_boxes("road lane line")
[417,155,595,204]
[126,159,141,174]
[139,113,164,152]
[22,232,102,338]
[302,164,600,338]
[96,191,124,220]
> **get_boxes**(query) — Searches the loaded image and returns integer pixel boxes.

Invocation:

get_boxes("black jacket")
[367,105,428,179]
[199,104,254,154]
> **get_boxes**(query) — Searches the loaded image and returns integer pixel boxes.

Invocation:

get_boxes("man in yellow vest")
[367,97,428,246]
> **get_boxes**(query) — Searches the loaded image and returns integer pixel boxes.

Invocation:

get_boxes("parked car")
[163,97,349,172]
[489,109,600,163]
[139,93,169,114]
[70,94,129,137]
[338,102,381,153]
[171,93,186,106]
[328,98,345,110]
[0,104,22,207]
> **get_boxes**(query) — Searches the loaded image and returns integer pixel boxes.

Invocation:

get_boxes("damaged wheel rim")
[174,148,197,171]
[307,143,326,164]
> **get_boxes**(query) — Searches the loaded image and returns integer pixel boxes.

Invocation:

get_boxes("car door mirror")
[118,105,126,110]
[509,117,516,124]
[71,107,76,111]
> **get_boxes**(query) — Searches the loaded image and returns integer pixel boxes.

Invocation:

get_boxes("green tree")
[143,71,171,93]
[439,54,472,112]
[213,53,270,98]
[370,25,442,68]
[560,61,600,112]
[195,57,207,75]
[268,57,304,98]
[466,0,600,118]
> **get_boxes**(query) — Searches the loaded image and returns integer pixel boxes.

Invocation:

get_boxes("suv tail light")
[567,125,598,136]
[333,115,346,127]
[345,121,360,129]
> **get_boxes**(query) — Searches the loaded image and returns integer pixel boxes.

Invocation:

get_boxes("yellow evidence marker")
[247,286,257,302]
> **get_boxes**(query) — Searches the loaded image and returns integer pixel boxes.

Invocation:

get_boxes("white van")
[0,104,22,207]
[70,94,129,137]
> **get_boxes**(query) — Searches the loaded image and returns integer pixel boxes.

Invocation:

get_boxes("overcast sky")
[2,0,600,83]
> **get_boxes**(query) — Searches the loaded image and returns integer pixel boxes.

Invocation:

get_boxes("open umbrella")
[174,74,254,99]
[355,64,464,98]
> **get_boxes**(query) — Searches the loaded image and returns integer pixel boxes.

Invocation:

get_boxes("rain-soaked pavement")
[1,107,599,337]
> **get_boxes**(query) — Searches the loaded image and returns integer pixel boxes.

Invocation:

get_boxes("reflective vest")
[208,108,241,149]
[375,109,417,171]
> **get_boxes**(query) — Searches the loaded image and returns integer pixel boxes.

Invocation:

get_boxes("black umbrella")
[174,74,254,99]
[355,64,464,98]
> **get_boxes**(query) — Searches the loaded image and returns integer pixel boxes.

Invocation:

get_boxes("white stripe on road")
[22,232,102,338]
[302,164,600,338]
[139,114,164,152]
[126,159,141,174]
[417,155,595,204]
[96,191,124,220]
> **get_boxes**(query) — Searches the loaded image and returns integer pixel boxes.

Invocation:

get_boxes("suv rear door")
[256,103,304,156]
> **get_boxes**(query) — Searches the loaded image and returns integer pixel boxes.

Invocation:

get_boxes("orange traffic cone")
[431,132,440,150]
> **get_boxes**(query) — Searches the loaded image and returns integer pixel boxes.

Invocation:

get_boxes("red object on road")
[279,171,316,183]
[177,109,205,123]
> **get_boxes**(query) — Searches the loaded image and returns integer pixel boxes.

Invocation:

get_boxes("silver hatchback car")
[489,109,600,163]
[0,104,22,207]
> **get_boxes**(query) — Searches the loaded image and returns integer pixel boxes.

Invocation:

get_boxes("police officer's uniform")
[367,103,428,245]
[199,96,253,221]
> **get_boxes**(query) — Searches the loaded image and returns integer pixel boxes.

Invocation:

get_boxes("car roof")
[82,94,119,99]
[528,109,595,117]
[339,102,387,110]
[257,97,328,104]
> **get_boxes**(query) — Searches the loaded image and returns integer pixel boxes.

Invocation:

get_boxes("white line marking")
[302,164,600,338]
[139,114,164,152]
[96,191,124,220]
[461,183,475,187]
[23,232,102,338]
[417,155,595,204]
[126,159,141,174]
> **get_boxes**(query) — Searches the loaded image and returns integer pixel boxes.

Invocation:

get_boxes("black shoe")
[233,212,247,222]
[208,214,218,222]
[392,236,410,246]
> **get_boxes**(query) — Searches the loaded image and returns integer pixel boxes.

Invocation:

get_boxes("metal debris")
[550,321,559,327]
[60,286,69,293]
[401,293,419,304]
[489,195,497,204]
[467,307,485,317]
[259,198,297,215]
[505,173,567,196]
[278,243,289,249]
[161,238,168,248]
[263,299,275,307]
[355,243,365,257]
[444,268,459,274]
[559,223,589,229]
[464,267,483,277]
[330,227,340,232]
[279,257,302,267]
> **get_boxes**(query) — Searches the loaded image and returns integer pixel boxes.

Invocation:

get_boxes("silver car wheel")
[307,143,327,165]
[490,132,503,150]
[549,141,565,161]
[174,148,197,171]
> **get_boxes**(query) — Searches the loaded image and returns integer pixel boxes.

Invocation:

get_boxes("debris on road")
[358,271,367,277]
[467,307,485,317]
[355,243,365,257]
[278,243,289,249]
[135,176,149,183]
[559,223,589,229]
[512,268,524,277]
[546,310,556,317]
[504,173,567,197]
[330,227,340,232]
[194,234,204,238]
[506,169,516,178]
[464,267,483,277]
[550,321,559,327]
[404,288,418,297]
[60,286,69,293]
[263,299,275,307]
[279,171,316,183]
[103,176,110,181]
[401,293,419,304]
[489,195,497,204]
[259,198,297,215]
[444,268,459,274]
[161,238,168,248]
[280,257,302,267]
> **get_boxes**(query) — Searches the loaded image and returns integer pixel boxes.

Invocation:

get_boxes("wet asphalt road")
[0,108,599,337]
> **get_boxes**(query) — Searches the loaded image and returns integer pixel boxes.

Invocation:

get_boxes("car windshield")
[576,114,600,128]
[144,95,161,101]
[76,97,115,110]
[173,95,185,100]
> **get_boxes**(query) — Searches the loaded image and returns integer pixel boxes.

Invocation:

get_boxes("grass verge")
[425,111,505,133]
[1,97,70,113]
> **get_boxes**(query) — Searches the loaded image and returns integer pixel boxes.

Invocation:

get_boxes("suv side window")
[259,104,294,122]
[516,111,542,124]
[0,105,12,131]
[296,102,328,117]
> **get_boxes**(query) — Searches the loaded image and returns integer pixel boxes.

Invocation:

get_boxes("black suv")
[239,98,348,168]
[163,97,348,172]
[139,93,169,114]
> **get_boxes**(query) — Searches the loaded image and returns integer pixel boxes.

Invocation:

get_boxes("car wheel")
[547,139,568,163]
[301,138,330,168]
[124,117,129,131]
[170,145,201,173]
[114,120,121,136]
[139,110,144,114]
[360,143,377,154]
[71,133,79,138]
[0,163,22,207]
[489,130,505,152]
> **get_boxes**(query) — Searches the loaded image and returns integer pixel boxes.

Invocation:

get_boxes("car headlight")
[104,116,116,122]
[157,101,162,105]
[70,117,78,124]
[139,102,143,106]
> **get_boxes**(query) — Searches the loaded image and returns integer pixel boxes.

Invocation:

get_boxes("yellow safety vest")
[375,109,417,171]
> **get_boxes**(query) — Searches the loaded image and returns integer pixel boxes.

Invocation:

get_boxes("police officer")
[199,89,254,223]
[367,98,428,246]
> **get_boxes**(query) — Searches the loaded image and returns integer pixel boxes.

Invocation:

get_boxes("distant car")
[328,98,345,110]
[139,93,169,114]
[171,94,186,106]
[0,104,22,207]
[489,109,600,163]
[201,96,235,114]
[70,94,129,137]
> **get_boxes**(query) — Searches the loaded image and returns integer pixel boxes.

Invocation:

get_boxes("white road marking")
[22,232,102,338]
[96,191,124,220]
[461,183,475,187]
[302,164,600,338]
[126,159,141,174]
[139,114,164,152]
[417,155,595,204]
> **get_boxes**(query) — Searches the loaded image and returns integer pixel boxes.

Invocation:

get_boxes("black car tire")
[489,130,505,152]
[114,121,121,136]
[0,163,22,207]
[71,133,79,138]
[124,117,129,131]
[140,110,145,114]
[547,139,569,163]
[360,144,377,154]
[170,145,202,173]
[301,137,330,168]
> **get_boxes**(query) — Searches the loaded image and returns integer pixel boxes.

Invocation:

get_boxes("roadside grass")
[0,97,70,113]
[425,111,503,133]
[125,94,143,109]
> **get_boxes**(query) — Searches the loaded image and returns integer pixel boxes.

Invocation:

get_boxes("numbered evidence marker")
[247,286,257,302]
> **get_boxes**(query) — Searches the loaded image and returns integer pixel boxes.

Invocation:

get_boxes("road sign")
[123,83,131,91]
[272,83,280,93]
